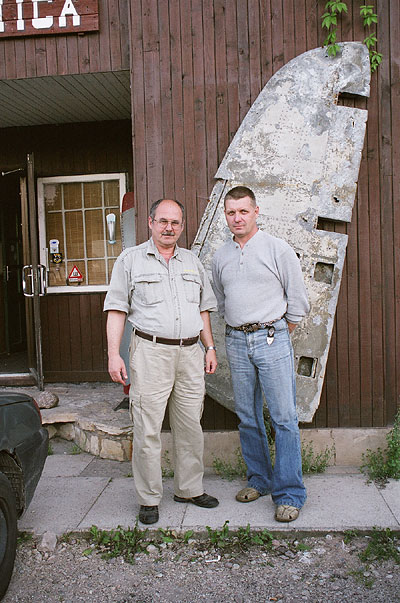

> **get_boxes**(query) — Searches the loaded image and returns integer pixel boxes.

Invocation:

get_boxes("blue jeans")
[225,318,306,508]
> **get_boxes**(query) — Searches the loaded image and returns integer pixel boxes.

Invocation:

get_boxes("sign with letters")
[0,1,99,38]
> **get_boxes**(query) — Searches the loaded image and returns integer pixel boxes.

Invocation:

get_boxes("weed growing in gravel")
[70,444,82,455]
[48,443,54,455]
[343,529,359,544]
[359,527,400,565]
[348,568,375,589]
[17,532,33,546]
[206,521,273,553]
[161,450,174,478]
[360,409,400,485]
[87,522,149,563]
[212,448,247,480]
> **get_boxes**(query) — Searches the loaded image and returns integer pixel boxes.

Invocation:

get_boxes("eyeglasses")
[152,219,183,229]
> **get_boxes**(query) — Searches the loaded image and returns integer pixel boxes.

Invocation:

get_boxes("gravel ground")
[3,531,400,602]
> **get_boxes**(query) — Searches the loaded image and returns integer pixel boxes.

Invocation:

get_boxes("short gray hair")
[149,199,185,221]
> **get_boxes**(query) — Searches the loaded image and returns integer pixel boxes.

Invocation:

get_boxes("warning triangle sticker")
[68,265,83,282]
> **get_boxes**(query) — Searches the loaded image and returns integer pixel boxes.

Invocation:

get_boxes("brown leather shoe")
[173,493,219,508]
[139,505,159,524]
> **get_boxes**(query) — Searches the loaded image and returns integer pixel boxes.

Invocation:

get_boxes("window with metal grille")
[38,174,126,292]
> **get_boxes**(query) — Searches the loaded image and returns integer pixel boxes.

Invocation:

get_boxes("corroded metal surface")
[193,43,370,422]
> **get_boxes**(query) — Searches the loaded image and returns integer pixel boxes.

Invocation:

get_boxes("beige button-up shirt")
[104,238,217,339]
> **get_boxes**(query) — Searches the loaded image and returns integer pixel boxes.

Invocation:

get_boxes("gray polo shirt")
[211,229,310,327]
[104,238,217,339]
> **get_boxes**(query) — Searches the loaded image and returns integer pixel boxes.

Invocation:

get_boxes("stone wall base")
[46,424,390,466]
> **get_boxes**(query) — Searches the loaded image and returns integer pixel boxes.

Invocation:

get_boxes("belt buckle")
[244,323,259,333]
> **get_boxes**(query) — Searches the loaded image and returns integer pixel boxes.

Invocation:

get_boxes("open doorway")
[0,173,29,376]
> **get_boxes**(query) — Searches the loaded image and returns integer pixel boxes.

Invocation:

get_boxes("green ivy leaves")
[321,2,382,72]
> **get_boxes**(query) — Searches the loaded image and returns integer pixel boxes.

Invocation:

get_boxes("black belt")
[134,329,199,346]
[230,321,278,333]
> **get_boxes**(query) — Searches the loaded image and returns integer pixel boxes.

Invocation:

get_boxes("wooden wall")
[0,120,133,382]
[129,0,399,427]
[0,0,130,79]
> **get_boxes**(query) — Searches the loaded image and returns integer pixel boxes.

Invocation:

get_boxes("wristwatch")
[206,346,217,351]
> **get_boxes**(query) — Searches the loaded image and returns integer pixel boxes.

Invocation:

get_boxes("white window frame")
[38,173,126,293]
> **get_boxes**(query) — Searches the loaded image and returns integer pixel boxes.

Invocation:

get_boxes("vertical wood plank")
[158,0,175,197]
[203,0,218,194]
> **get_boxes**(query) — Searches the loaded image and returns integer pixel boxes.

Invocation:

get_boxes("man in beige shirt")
[104,199,219,524]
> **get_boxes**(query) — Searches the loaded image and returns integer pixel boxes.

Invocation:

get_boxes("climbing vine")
[321,1,382,72]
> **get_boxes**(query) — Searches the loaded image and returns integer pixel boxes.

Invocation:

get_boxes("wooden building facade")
[0,0,398,428]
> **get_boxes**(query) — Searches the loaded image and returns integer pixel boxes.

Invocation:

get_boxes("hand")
[205,349,217,374]
[287,321,297,334]
[108,354,128,385]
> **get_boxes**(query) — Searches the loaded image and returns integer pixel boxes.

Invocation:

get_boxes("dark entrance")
[0,173,30,376]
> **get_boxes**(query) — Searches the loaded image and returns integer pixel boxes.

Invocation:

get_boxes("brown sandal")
[236,487,261,503]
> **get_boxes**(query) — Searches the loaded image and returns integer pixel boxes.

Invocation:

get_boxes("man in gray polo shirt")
[212,186,310,522]
[104,198,219,525]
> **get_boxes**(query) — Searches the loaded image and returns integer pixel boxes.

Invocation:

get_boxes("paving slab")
[79,457,132,478]
[79,478,186,531]
[42,453,94,478]
[18,477,110,535]
[295,473,398,531]
[379,479,400,524]
[179,477,275,531]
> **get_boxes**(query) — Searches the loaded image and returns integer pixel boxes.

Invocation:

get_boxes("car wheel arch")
[0,452,25,517]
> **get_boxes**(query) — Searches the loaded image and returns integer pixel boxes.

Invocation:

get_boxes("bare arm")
[106,310,128,385]
[200,310,217,374]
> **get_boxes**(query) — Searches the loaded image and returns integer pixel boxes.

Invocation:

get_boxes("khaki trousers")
[129,333,205,506]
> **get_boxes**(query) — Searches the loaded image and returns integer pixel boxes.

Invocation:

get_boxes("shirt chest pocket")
[133,274,163,305]
[181,272,201,304]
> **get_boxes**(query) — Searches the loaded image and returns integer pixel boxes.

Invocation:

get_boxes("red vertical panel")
[98,0,112,72]
[215,0,229,165]
[54,37,68,75]
[24,39,36,77]
[248,0,261,104]
[335,223,351,427]
[79,295,93,371]
[77,33,90,74]
[45,37,58,75]
[130,0,148,243]
[390,0,400,419]
[259,0,273,86]
[305,0,319,50]
[142,0,164,209]
[5,40,17,78]
[90,295,104,371]
[203,0,218,193]
[119,0,131,69]
[68,295,82,372]
[66,33,79,73]
[353,157,369,427]
[293,0,307,57]
[224,0,239,147]
[283,0,295,64]
[169,1,185,208]
[180,0,197,243]
[14,39,26,78]
[236,0,251,123]
[158,0,175,197]
[379,0,396,425]
[271,0,284,74]
[108,0,122,71]
[34,38,48,76]
[192,0,209,223]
